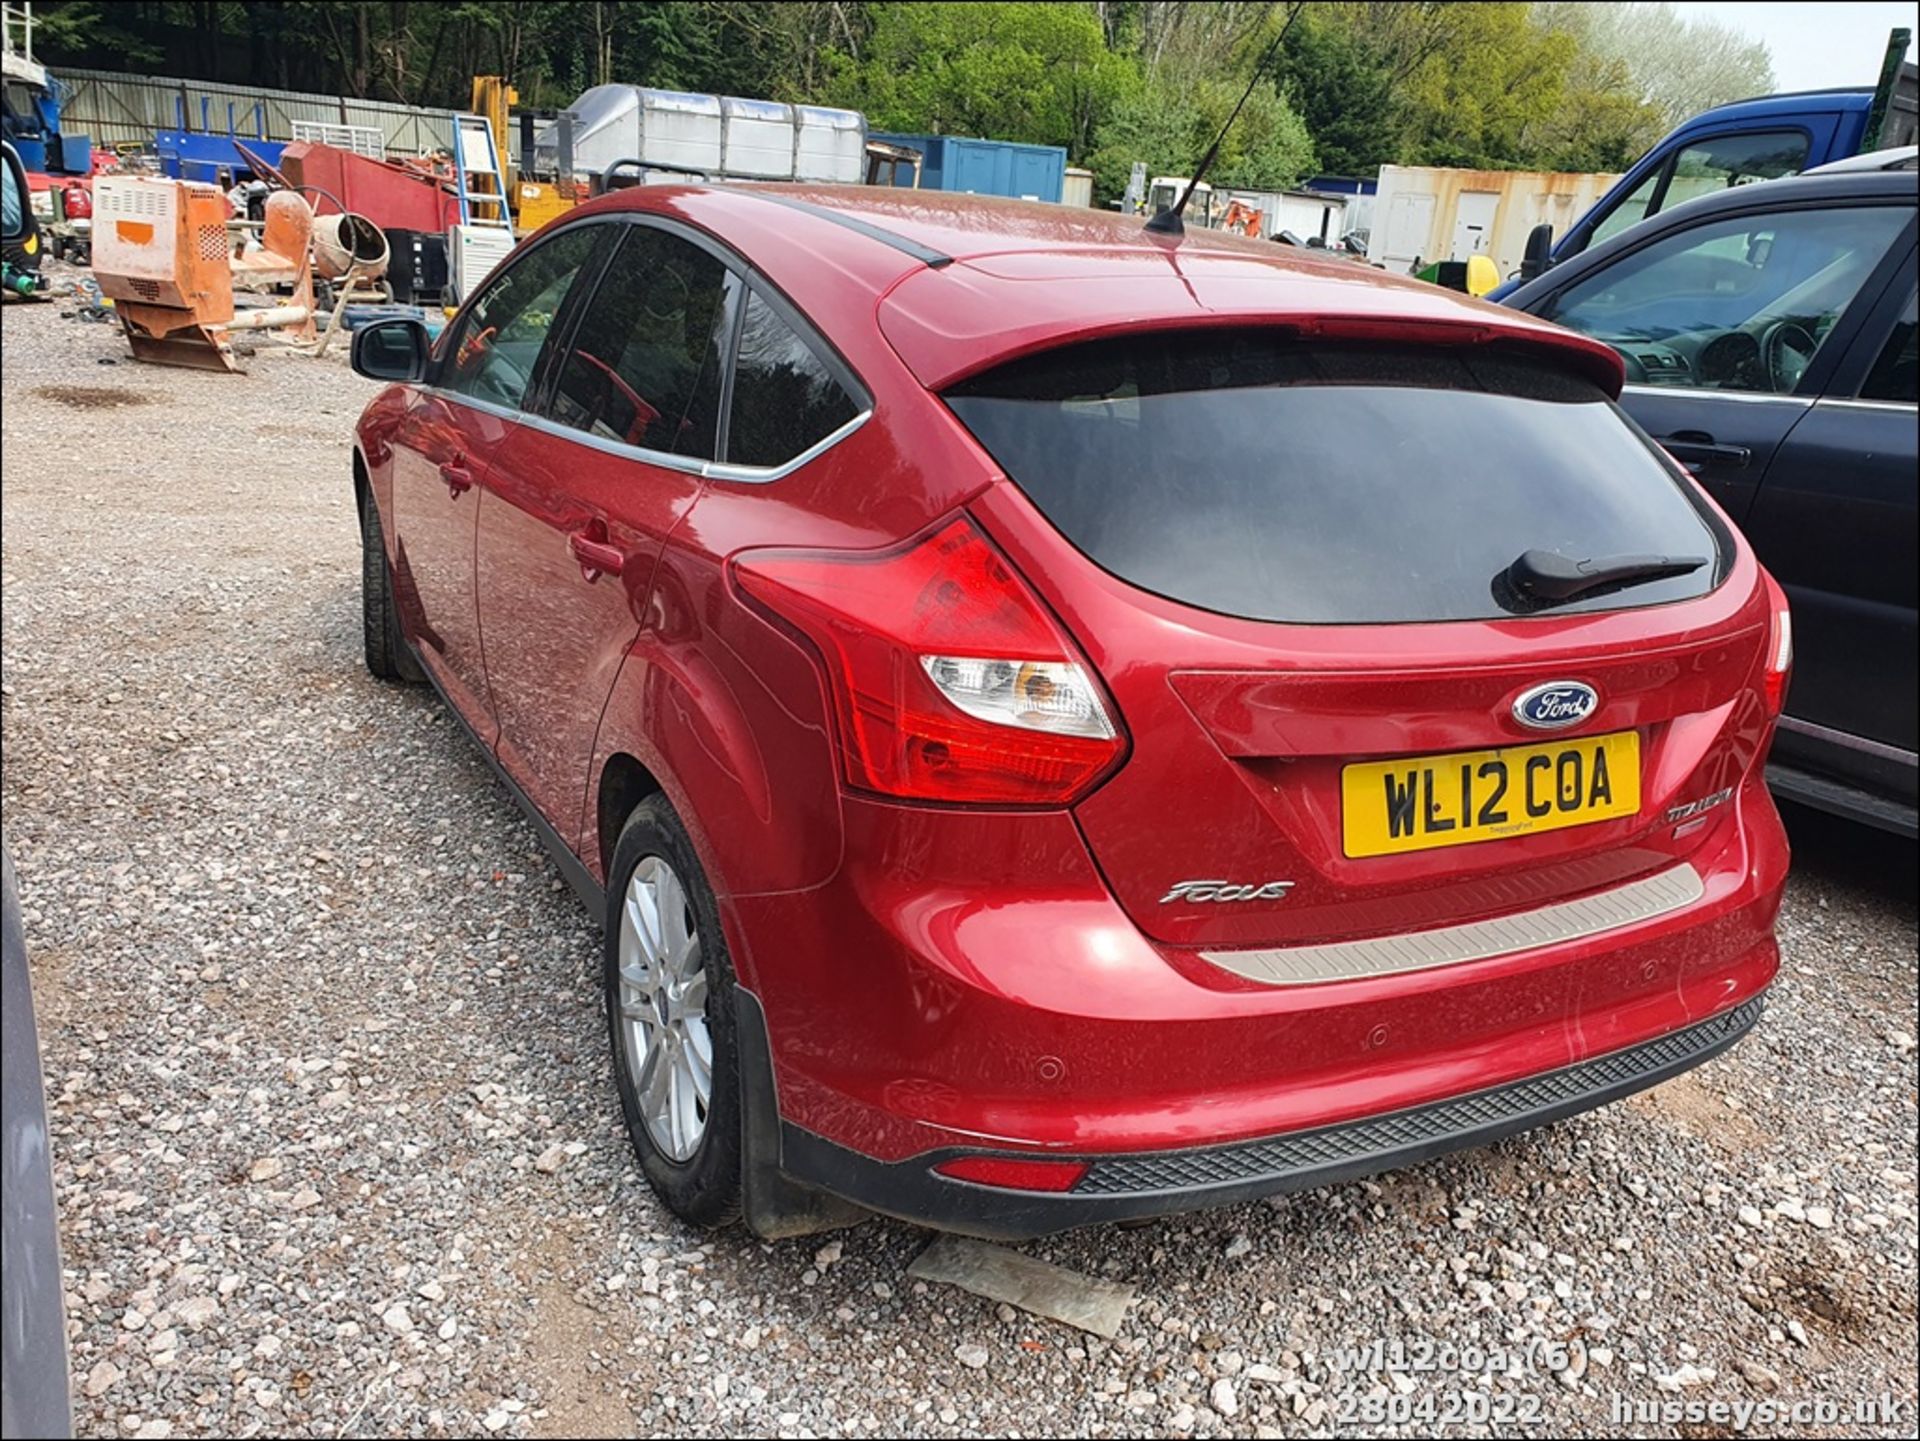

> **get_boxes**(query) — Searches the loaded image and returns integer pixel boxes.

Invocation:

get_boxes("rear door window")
[548,225,740,460]
[1859,292,1917,403]
[945,335,1727,625]
[724,287,862,469]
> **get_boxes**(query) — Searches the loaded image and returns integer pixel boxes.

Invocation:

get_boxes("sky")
[1671,2,1918,93]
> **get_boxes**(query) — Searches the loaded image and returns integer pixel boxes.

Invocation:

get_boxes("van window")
[2,145,28,240]
[945,336,1726,624]
[1591,131,1811,247]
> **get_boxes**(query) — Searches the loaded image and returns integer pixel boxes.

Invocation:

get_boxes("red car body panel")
[476,421,701,841]
[726,783,1781,1161]
[355,185,1790,1235]
[876,249,1627,393]
[387,394,507,741]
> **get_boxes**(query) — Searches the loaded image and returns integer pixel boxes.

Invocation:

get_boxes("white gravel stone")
[1210,1378,1239,1416]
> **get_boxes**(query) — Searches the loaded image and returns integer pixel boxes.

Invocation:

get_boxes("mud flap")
[734,987,867,1240]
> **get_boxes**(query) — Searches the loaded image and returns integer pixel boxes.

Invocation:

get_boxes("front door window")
[1543,204,1908,393]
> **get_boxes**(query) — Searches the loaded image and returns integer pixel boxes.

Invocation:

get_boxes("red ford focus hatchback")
[349,186,1791,1239]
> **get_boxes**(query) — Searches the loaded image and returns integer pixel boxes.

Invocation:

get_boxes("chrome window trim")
[703,408,872,484]
[1819,396,1919,413]
[1621,384,1814,408]
[428,386,873,483]
[425,211,874,484]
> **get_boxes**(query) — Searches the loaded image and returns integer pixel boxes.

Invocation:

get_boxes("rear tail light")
[1762,576,1792,717]
[734,515,1124,805]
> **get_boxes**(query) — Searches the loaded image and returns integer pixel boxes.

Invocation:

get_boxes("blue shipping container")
[871,132,1066,203]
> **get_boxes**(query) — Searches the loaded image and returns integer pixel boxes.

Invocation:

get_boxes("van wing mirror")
[351,318,431,383]
[2,141,31,244]
[1520,222,1555,282]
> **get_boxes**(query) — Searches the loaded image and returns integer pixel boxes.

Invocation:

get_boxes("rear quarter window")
[945,334,1728,624]
[725,287,862,469]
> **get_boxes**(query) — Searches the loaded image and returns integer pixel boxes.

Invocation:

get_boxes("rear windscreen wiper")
[1505,548,1708,603]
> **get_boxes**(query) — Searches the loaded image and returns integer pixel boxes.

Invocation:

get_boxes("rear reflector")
[933,1156,1089,1192]
[733,515,1124,805]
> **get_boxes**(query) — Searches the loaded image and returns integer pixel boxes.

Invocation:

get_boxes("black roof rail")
[738,190,954,269]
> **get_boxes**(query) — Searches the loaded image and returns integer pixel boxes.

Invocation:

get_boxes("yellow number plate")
[1342,731,1640,859]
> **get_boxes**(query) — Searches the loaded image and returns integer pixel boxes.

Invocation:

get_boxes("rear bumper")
[777,993,1767,1239]
[726,778,1787,1168]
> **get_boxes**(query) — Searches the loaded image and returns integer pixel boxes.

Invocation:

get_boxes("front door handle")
[1659,433,1752,473]
[439,457,474,497]
[569,529,627,582]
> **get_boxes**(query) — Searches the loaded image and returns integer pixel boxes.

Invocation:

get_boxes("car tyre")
[360,487,423,684]
[605,796,743,1229]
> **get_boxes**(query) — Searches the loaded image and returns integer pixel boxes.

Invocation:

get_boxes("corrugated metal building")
[54,67,455,157]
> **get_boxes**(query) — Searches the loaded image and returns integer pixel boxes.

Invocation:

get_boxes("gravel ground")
[4,278,1916,1440]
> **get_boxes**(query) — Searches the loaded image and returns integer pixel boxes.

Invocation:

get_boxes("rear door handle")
[1659,434,1751,472]
[569,530,627,582]
[439,458,474,497]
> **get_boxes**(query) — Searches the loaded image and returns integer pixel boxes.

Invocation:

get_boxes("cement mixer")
[312,212,389,281]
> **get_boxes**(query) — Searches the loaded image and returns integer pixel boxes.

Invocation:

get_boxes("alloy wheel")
[616,855,712,1162]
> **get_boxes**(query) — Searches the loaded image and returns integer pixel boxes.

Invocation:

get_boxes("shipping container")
[1373,164,1622,281]
[871,132,1066,203]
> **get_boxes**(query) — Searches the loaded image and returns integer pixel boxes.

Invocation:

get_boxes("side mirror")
[351,319,430,383]
[1520,222,1555,281]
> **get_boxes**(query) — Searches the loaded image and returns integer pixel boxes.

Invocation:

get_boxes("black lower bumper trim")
[778,994,1767,1240]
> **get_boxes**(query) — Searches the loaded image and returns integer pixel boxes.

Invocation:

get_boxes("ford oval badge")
[1513,681,1599,731]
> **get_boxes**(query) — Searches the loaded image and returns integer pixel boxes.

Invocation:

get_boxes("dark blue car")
[1504,154,1918,837]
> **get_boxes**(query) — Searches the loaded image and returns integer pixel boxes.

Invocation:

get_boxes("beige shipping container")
[1373,165,1623,282]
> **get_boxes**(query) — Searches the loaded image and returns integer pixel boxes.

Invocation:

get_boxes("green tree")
[1271,8,1396,175]
[1391,2,1578,168]
[1088,75,1313,202]
[1538,2,1774,131]
[826,2,1136,157]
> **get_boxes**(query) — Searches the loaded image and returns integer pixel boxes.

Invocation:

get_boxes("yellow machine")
[472,74,584,235]
[516,177,584,233]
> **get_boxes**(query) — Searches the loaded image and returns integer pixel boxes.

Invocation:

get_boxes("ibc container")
[721,97,795,179]
[794,105,865,183]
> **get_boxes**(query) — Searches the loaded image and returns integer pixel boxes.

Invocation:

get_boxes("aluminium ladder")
[450,111,513,229]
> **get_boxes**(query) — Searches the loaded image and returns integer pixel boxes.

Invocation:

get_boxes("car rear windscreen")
[944,335,1728,624]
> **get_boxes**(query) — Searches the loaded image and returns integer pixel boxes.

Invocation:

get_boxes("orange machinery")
[91,175,316,370]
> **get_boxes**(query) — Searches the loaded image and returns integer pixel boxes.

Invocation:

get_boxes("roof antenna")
[1146,2,1304,239]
